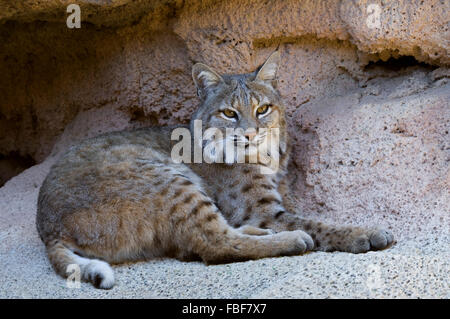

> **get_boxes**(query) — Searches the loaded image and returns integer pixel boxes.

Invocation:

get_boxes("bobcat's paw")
[368,228,394,250]
[281,230,314,254]
[84,260,115,289]
[350,228,394,253]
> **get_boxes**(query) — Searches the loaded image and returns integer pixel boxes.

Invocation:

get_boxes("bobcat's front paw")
[350,228,394,253]
[283,230,314,254]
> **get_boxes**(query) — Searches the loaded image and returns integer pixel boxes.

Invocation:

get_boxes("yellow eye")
[222,109,236,118]
[256,104,271,115]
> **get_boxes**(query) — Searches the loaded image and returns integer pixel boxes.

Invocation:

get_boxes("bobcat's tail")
[45,240,115,289]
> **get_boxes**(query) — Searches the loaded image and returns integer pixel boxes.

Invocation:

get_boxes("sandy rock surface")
[0,144,448,298]
[0,0,448,298]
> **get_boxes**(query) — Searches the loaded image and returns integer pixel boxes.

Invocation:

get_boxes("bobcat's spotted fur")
[36,51,393,289]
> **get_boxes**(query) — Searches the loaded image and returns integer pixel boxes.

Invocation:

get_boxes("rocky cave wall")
[0,0,448,235]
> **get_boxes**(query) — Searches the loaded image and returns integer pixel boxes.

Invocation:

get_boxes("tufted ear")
[255,50,281,84]
[192,63,224,100]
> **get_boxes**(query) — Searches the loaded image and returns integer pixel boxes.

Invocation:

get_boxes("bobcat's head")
[190,51,287,167]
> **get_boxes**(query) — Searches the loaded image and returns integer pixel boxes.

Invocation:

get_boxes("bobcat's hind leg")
[46,240,115,289]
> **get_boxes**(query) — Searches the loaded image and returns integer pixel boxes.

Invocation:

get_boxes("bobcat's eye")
[222,109,237,118]
[256,104,271,116]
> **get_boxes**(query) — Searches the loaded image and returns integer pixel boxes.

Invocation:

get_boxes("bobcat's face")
[190,52,287,165]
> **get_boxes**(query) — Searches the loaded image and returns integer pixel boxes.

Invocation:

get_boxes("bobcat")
[36,51,393,289]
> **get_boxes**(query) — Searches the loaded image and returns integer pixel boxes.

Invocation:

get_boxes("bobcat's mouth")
[233,133,267,148]
[200,128,277,165]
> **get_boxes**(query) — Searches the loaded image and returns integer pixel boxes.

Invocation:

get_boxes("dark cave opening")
[0,152,36,187]
[364,55,437,72]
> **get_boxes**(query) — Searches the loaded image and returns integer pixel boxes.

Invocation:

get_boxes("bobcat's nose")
[244,131,257,142]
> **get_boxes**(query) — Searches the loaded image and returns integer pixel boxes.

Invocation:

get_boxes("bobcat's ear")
[192,63,224,100]
[255,51,281,85]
